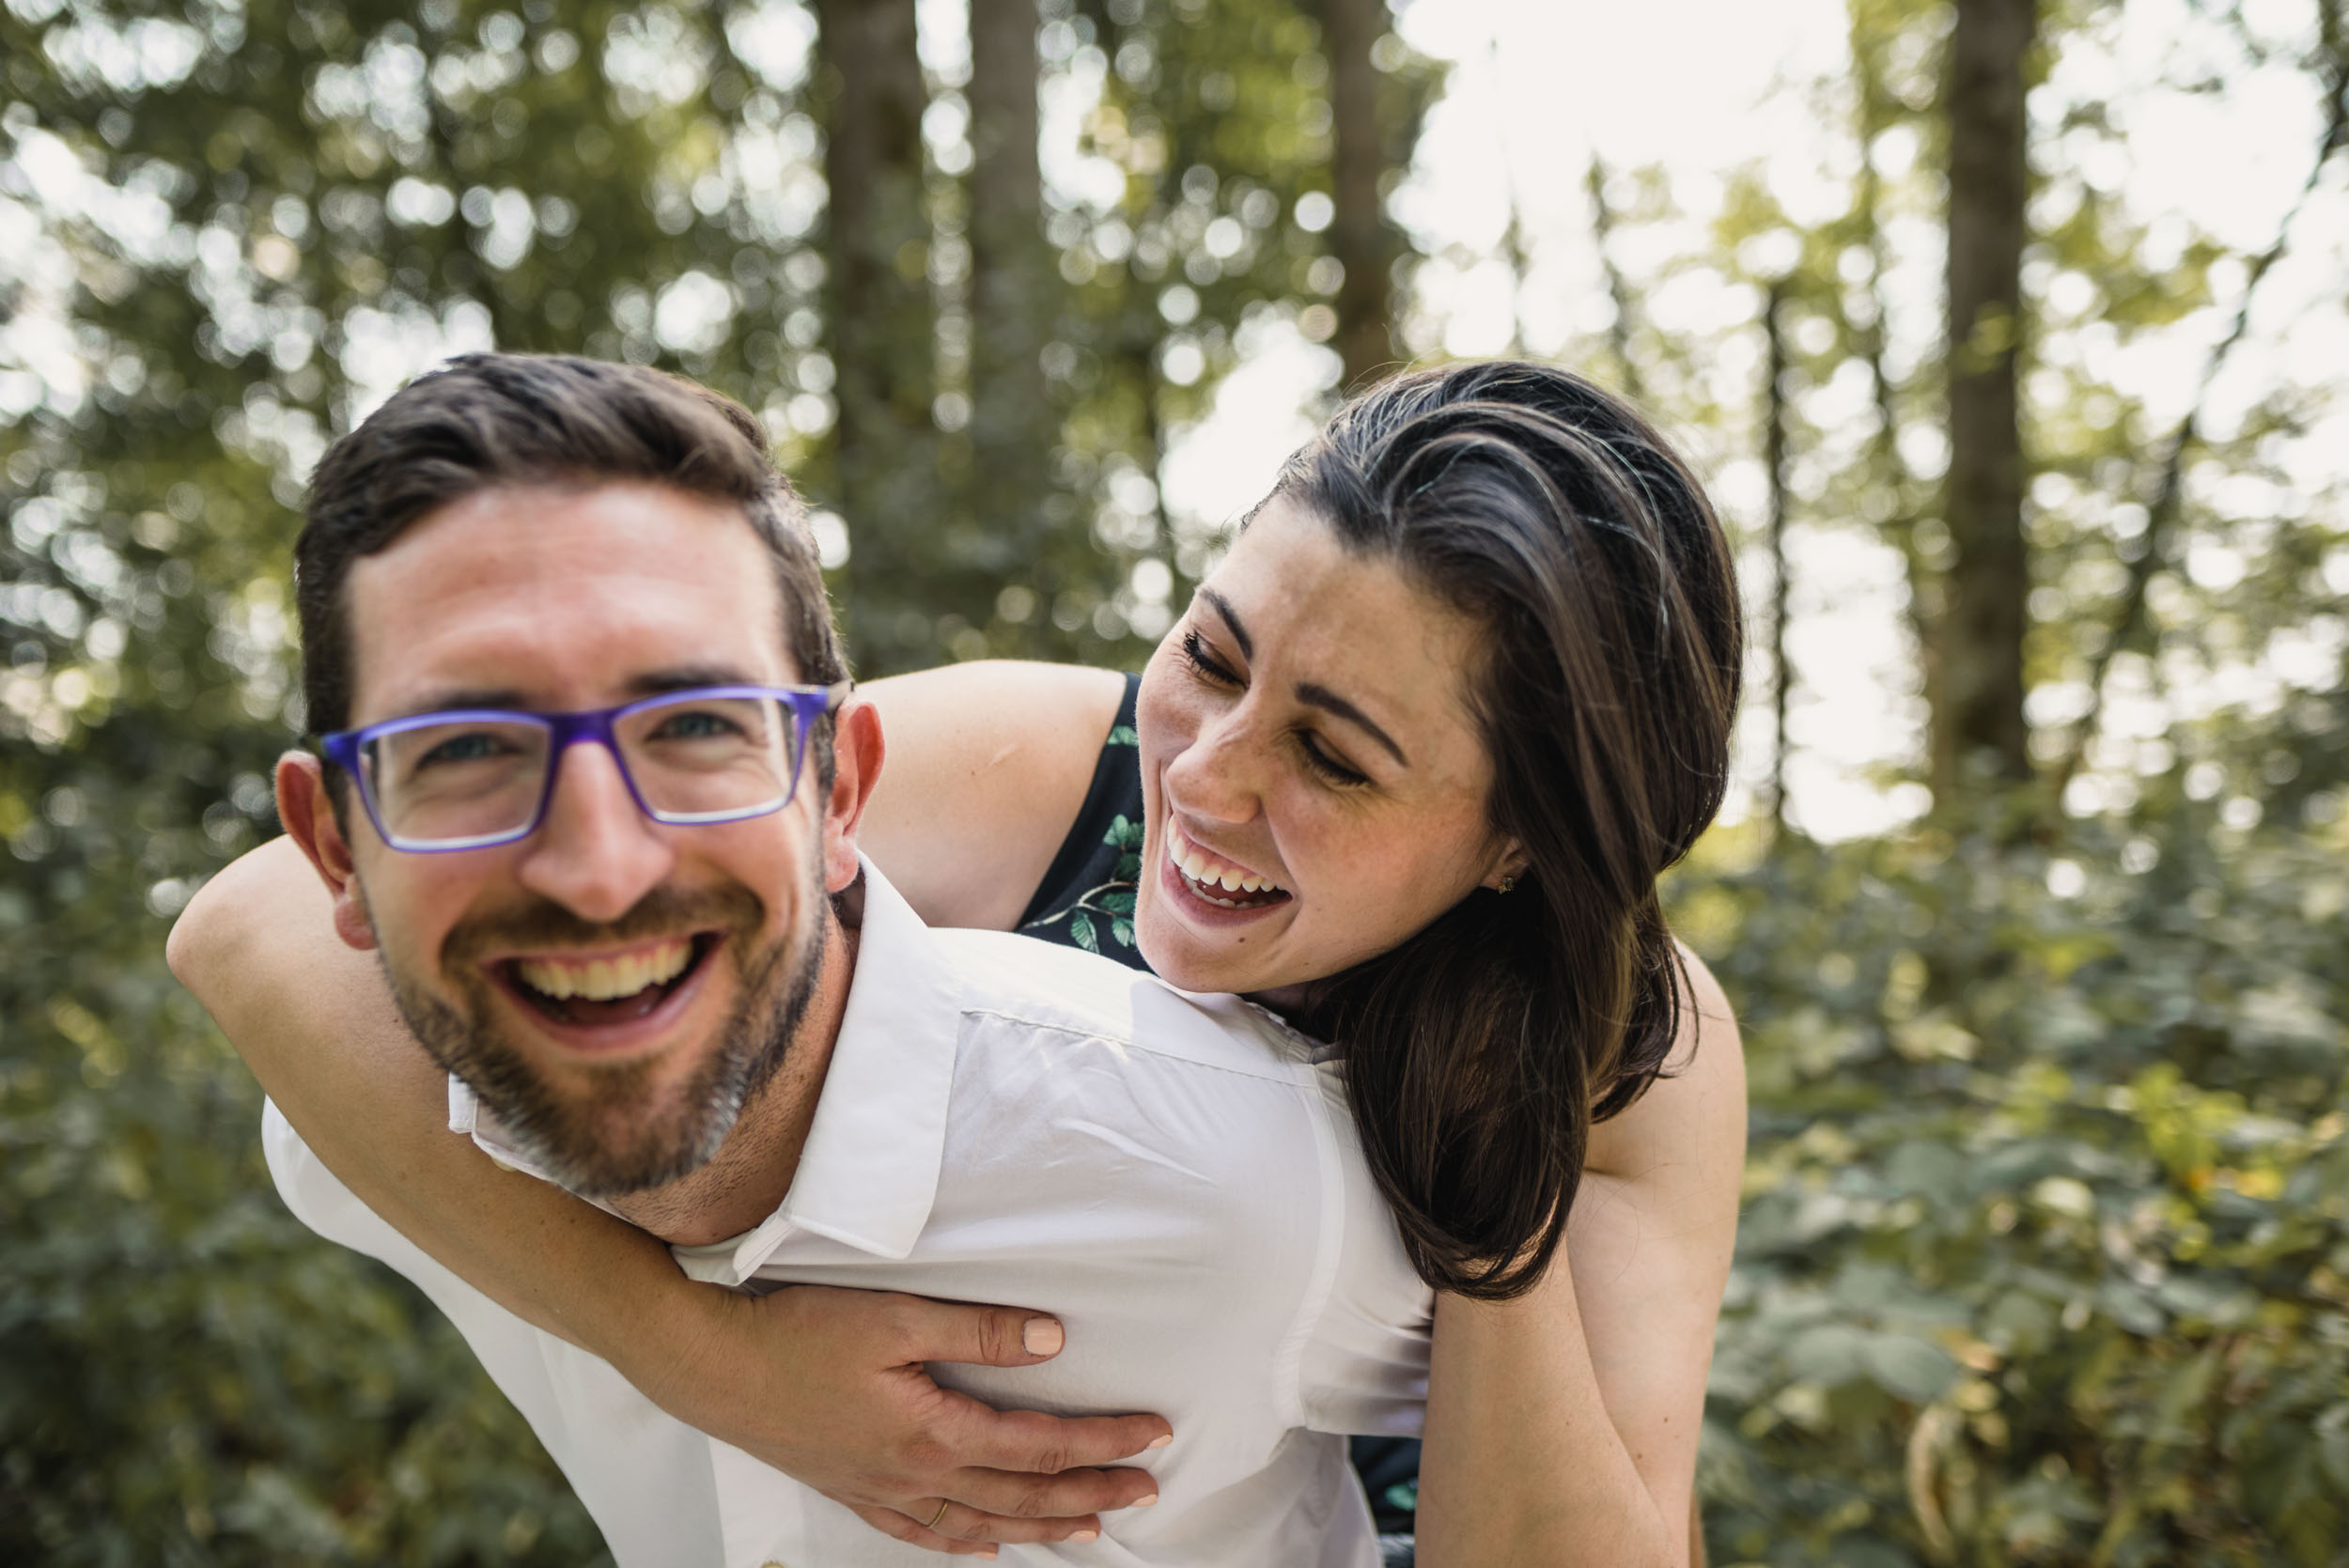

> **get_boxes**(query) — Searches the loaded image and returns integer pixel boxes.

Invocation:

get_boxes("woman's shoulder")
[1584,945,1745,1183]
[859,662,1131,931]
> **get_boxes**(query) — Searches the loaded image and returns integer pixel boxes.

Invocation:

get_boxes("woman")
[174,361,1747,1565]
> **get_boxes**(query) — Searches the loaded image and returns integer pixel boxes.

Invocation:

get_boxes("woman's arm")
[862,661,1127,929]
[168,661,1153,1554]
[1413,951,1745,1568]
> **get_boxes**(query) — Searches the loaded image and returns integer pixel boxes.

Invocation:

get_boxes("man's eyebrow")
[1199,588,1252,660]
[1296,682,1409,768]
[622,663,764,697]
[387,666,763,719]
[393,687,527,718]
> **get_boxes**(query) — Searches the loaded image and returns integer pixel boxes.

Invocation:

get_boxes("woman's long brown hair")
[1285,363,1743,1300]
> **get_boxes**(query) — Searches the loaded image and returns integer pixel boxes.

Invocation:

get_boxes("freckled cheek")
[1286,819,1464,943]
[1258,791,1354,905]
[1138,709,1218,824]
[1136,678,1203,766]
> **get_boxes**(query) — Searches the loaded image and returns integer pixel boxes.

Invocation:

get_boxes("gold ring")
[924,1498,950,1532]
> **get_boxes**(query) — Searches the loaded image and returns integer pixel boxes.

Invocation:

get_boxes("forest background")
[4,0,2347,1562]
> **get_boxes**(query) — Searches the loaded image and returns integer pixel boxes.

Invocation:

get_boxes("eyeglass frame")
[318,680,855,854]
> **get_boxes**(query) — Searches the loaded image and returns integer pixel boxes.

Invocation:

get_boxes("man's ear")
[818,696,885,895]
[275,750,379,952]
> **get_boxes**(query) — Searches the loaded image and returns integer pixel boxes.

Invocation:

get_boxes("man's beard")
[378,867,828,1199]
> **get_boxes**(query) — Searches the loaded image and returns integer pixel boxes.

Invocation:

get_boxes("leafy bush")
[1,784,607,1566]
[1687,800,2349,1568]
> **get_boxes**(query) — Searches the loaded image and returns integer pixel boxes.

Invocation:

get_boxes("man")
[193,354,1429,1566]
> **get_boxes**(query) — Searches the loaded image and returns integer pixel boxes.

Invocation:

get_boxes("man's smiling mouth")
[501,935,715,1027]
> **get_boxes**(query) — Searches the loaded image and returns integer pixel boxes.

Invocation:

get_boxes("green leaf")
[1887,1141,1967,1204]
[1070,911,1099,953]
[1111,918,1135,948]
[1114,853,1143,880]
[1101,888,1136,914]
[1106,725,1139,747]
[1860,1333,1957,1405]
[2319,1417,2349,1493]
[1785,1324,1866,1387]
[1103,815,1144,849]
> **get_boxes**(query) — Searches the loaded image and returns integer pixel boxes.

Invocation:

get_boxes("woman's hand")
[647,1283,1170,1556]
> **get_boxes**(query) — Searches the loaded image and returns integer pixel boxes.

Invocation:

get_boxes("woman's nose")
[1164,704,1262,824]
[516,739,677,922]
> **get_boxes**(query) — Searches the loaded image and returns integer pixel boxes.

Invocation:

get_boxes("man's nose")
[515,740,676,922]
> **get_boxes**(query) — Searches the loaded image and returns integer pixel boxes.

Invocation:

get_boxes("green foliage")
[5,0,2346,1560]
[1683,797,2349,1566]
[0,0,1428,1555]
[0,643,604,1560]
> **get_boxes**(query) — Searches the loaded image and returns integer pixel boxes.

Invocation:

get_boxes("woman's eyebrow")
[1203,587,1409,766]
[1296,682,1408,767]
[1199,588,1253,659]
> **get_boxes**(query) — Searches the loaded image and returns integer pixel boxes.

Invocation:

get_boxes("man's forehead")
[343,482,797,719]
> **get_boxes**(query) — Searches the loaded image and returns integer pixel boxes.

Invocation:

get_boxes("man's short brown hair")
[295,353,848,754]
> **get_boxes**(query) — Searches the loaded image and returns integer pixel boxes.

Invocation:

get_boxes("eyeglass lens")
[360,692,801,846]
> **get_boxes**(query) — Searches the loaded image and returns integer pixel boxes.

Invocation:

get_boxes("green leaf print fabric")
[1015,675,1151,970]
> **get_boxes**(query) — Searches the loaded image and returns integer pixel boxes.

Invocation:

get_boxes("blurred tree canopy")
[1638,0,2349,1560]
[0,0,1432,1559]
[3,0,2346,1563]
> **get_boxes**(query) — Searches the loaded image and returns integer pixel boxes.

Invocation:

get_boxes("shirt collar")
[670,856,964,1284]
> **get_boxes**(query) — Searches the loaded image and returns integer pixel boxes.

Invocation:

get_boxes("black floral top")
[1010,672,1423,1543]
[1015,674,1151,970]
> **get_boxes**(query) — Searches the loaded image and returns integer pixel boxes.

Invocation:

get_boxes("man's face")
[322,483,835,1195]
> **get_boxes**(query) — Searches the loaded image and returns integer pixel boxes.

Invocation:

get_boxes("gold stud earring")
[1495,870,1519,894]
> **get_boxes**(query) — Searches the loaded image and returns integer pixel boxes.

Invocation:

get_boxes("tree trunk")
[1585,156,1646,406]
[1937,0,2036,792]
[815,0,938,672]
[1320,0,1395,391]
[1848,23,1943,781]
[967,0,1057,626]
[1764,279,1794,834]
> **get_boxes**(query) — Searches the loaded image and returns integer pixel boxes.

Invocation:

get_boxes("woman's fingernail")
[1146,1433,1172,1450]
[1022,1317,1064,1356]
[1136,1493,1159,1507]
[1074,1529,1099,1543]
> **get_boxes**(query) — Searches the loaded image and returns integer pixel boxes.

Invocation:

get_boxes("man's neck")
[603,908,860,1247]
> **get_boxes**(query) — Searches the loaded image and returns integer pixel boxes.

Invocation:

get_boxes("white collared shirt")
[264,861,1434,1568]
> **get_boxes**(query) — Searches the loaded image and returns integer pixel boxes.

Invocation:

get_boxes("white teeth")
[1164,816,1283,899]
[517,939,694,1002]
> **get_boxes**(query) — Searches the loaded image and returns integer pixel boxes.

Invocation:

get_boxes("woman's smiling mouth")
[1164,815,1291,911]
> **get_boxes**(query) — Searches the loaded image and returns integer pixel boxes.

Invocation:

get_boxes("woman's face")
[1134,497,1518,1000]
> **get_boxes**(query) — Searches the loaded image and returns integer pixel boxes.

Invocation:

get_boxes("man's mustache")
[439,883,770,968]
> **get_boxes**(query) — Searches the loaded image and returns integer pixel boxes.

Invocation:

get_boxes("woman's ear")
[275,750,379,951]
[1482,843,1529,893]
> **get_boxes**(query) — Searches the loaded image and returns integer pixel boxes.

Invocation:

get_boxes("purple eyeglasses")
[320,682,853,853]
